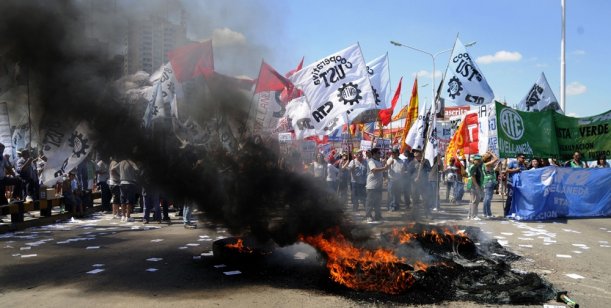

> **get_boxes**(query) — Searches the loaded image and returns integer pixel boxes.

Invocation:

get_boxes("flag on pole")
[399,78,420,153]
[392,105,409,121]
[285,57,304,78]
[249,61,295,134]
[378,77,403,126]
[404,106,429,152]
[288,44,378,137]
[143,63,180,128]
[168,39,214,81]
[366,53,391,109]
[517,72,563,113]
[440,38,494,106]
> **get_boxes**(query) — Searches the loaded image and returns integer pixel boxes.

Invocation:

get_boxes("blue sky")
[185,0,611,117]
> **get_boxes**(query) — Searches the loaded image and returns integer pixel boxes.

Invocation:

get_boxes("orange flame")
[225,238,253,253]
[300,228,416,294]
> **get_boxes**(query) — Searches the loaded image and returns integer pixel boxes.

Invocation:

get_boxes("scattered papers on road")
[21,254,37,258]
[566,273,584,279]
[146,257,163,262]
[214,264,226,268]
[146,268,158,272]
[92,264,104,267]
[223,270,241,275]
[201,251,213,257]
[86,246,100,249]
[186,243,199,247]
[151,239,164,243]
[87,269,105,274]
[556,254,572,258]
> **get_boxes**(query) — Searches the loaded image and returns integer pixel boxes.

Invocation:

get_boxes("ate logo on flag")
[337,82,362,105]
[69,131,89,158]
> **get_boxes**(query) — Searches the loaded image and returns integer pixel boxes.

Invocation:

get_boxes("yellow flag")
[391,105,409,121]
[399,78,419,153]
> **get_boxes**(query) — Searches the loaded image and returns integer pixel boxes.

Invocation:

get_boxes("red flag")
[254,61,291,93]
[168,40,214,82]
[305,135,329,145]
[285,57,304,78]
[378,77,403,126]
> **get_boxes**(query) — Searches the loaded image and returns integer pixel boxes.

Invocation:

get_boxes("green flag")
[553,110,611,161]
[495,102,559,158]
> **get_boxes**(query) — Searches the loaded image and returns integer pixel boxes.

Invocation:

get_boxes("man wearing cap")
[467,154,484,220]
[504,153,528,217]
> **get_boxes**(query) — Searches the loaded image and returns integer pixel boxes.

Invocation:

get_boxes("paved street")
[0,192,609,307]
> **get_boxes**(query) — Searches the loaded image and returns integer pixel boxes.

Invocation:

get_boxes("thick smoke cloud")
[0,0,355,246]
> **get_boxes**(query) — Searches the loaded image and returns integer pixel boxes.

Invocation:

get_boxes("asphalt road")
[0,193,609,308]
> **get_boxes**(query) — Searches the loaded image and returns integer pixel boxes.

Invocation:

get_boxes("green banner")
[495,102,559,158]
[553,110,611,161]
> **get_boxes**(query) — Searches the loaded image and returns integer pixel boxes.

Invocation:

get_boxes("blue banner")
[511,166,611,220]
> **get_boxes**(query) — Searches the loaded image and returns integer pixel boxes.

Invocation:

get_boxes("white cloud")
[212,28,247,47]
[411,70,442,80]
[476,51,522,64]
[566,81,587,96]
[572,49,586,56]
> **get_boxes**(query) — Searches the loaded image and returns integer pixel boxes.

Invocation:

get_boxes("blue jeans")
[142,189,160,222]
[365,189,382,220]
[183,202,193,225]
[351,182,366,211]
[483,182,495,217]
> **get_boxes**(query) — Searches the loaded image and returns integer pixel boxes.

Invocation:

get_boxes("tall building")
[126,15,190,75]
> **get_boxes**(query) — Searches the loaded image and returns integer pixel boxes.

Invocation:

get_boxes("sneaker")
[25,196,34,202]
[184,223,196,229]
[366,217,373,223]
[143,220,149,224]
[472,216,482,221]
[126,217,135,222]
[432,208,438,212]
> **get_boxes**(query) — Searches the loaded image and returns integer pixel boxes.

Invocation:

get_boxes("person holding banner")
[565,151,588,168]
[594,154,610,168]
[505,153,528,217]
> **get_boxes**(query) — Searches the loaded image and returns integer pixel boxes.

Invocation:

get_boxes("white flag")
[289,44,377,132]
[440,38,495,106]
[424,102,438,165]
[143,63,180,128]
[285,97,346,140]
[517,72,563,113]
[39,121,95,186]
[404,106,430,151]
[366,53,391,109]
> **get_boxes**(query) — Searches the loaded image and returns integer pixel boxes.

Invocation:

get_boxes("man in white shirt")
[365,148,390,223]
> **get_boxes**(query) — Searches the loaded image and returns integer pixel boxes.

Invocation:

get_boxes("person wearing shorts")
[119,159,139,222]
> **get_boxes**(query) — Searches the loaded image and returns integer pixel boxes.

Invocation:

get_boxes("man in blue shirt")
[504,153,528,217]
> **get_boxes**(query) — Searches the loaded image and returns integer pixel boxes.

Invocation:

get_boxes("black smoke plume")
[0,0,354,245]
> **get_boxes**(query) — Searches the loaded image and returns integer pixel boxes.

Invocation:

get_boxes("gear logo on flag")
[372,87,381,105]
[69,131,89,158]
[337,82,362,105]
[447,76,463,99]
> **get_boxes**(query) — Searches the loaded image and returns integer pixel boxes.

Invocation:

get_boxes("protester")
[348,151,367,211]
[61,171,83,217]
[326,156,339,193]
[0,143,23,204]
[386,148,404,211]
[594,154,610,168]
[505,153,528,217]
[337,152,351,206]
[365,147,389,223]
[119,159,139,222]
[401,149,414,209]
[108,157,121,219]
[407,149,432,217]
[310,153,326,184]
[528,157,542,169]
[15,149,38,202]
[467,154,484,220]
[481,151,499,218]
[95,157,111,213]
[565,151,588,168]
[444,157,459,203]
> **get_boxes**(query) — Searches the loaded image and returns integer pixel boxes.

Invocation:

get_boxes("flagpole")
[560,0,566,112]
[27,62,32,149]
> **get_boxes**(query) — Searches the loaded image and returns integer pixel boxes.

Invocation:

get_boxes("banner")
[476,103,498,155]
[440,38,495,106]
[517,72,562,113]
[553,109,611,161]
[399,78,419,153]
[39,121,95,186]
[404,106,429,151]
[289,44,378,135]
[0,102,13,158]
[444,106,470,120]
[496,102,558,158]
[249,61,291,134]
[511,166,611,220]
[143,63,180,128]
[366,53,391,109]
